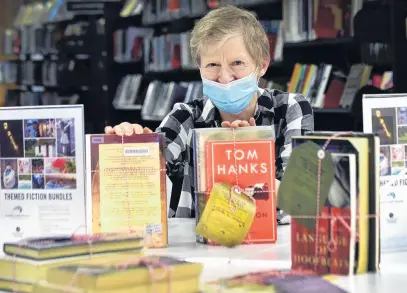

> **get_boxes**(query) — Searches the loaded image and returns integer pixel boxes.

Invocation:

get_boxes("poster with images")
[362,94,407,251]
[0,106,85,251]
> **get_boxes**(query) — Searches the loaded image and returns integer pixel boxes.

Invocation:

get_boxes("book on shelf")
[142,0,207,24]
[140,80,202,120]
[85,133,168,248]
[113,27,154,63]
[283,0,363,42]
[279,131,380,275]
[112,74,148,109]
[259,19,284,63]
[362,94,407,251]
[120,0,144,17]
[144,30,197,72]
[287,63,372,110]
[193,126,277,245]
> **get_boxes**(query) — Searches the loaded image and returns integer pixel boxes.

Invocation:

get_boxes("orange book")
[85,133,168,248]
[204,139,277,244]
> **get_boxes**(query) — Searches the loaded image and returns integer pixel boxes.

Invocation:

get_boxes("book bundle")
[0,232,203,293]
[278,131,380,276]
[193,127,278,246]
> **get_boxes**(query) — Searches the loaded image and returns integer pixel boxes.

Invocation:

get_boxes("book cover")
[46,256,203,290]
[3,234,144,260]
[193,127,276,245]
[291,132,380,274]
[290,153,357,275]
[85,133,167,248]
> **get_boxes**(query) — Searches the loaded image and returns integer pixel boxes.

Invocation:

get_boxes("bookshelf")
[0,0,403,133]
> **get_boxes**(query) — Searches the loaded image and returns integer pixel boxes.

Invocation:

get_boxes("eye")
[206,63,218,68]
[232,60,244,66]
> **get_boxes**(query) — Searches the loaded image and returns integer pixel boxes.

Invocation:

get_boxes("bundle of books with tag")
[0,233,145,292]
[277,131,380,276]
[0,233,203,293]
[192,126,278,247]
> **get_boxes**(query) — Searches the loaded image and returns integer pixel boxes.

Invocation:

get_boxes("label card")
[277,141,335,230]
[195,182,256,247]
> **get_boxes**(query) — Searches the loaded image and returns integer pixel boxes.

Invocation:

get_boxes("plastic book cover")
[193,126,276,245]
[281,147,358,275]
[85,133,168,248]
[290,133,379,274]
[46,255,203,290]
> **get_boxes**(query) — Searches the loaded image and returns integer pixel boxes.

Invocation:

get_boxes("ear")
[258,57,270,77]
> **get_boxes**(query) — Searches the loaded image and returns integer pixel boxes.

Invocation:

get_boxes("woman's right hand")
[104,122,153,136]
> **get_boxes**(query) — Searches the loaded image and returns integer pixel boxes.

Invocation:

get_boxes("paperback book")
[279,132,380,275]
[85,133,168,248]
[193,126,277,245]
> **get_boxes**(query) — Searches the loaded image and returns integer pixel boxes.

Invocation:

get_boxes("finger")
[238,121,250,127]
[132,124,144,134]
[221,121,231,128]
[249,117,256,126]
[230,120,242,128]
[143,127,153,134]
[113,125,125,136]
[104,126,114,134]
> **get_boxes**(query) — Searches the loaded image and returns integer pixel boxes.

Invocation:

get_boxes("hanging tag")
[277,141,335,231]
[195,182,256,247]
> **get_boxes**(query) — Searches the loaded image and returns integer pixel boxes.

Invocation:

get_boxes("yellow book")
[3,234,144,261]
[46,256,203,290]
[0,250,143,284]
[34,277,199,293]
[0,279,33,293]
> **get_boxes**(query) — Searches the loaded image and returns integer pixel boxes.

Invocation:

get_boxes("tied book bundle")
[0,230,147,292]
[193,126,277,247]
[278,131,380,275]
[2,231,203,293]
[85,133,168,249]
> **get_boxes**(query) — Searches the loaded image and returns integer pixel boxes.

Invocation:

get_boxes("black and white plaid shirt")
[156,88,314,218]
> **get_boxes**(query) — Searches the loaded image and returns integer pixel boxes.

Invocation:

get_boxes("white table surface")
[145,219,407,292]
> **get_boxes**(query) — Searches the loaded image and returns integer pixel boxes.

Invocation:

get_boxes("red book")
[204,139,277,244]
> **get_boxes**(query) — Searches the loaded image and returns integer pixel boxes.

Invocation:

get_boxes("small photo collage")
[372,107,407,176]
[0,118,77,190]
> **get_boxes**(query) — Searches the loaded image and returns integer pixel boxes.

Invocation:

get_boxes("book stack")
[32,255,203,293]
[278,132,380,275]
[0,233,145,292]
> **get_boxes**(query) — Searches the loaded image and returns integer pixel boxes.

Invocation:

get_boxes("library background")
[0,0,403,134]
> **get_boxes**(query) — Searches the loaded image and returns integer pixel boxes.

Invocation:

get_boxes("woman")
[105,5,314,222]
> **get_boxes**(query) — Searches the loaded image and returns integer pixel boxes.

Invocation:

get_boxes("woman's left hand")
[221,117,256,128]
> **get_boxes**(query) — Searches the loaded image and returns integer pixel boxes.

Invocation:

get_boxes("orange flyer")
[205,139,277,244]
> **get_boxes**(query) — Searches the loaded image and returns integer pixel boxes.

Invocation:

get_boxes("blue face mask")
[202,72,259,115]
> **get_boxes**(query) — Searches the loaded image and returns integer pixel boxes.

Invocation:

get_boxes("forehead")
[200,35,252,61]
